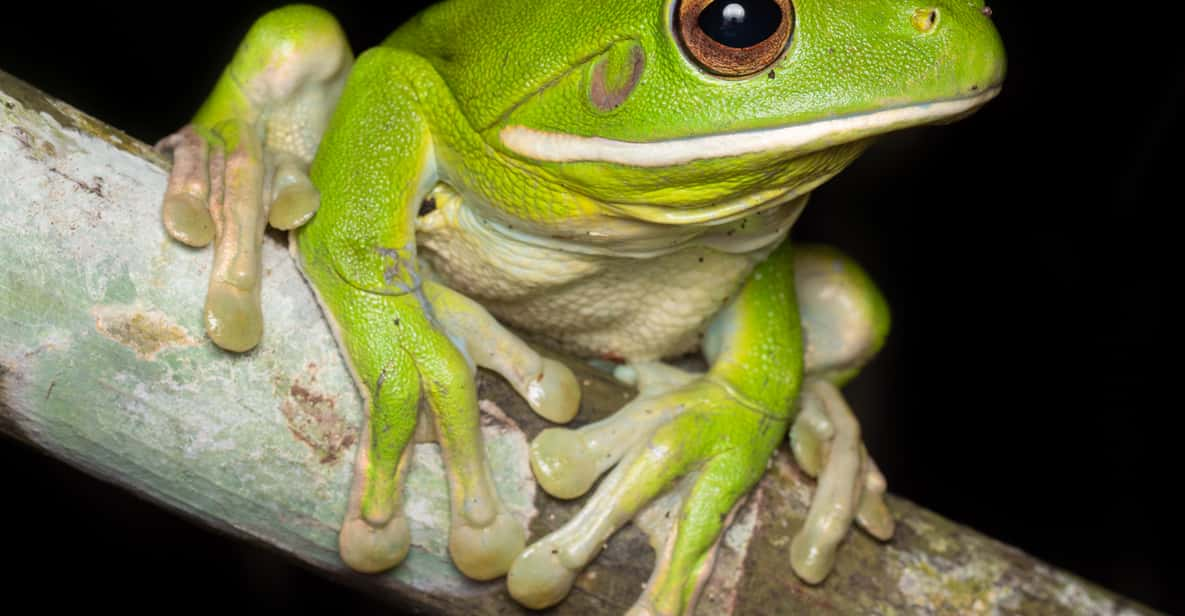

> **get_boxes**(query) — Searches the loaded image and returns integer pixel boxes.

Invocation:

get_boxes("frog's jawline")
[499,87,1000,167]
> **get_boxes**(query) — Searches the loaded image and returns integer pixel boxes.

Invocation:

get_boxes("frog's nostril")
[911,8,939,33]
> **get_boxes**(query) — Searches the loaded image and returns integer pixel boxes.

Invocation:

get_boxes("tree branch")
[0,69,1157,615]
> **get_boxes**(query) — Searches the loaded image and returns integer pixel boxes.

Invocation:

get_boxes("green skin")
[157,1,1004,613]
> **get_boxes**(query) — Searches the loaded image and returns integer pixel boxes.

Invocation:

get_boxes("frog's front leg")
[295,46,581,579]
[157,5,352,351]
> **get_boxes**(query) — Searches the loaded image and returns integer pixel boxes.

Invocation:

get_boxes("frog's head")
[488,0,1006,223]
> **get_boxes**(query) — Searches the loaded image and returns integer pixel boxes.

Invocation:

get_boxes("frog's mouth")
[499,87,1000,168]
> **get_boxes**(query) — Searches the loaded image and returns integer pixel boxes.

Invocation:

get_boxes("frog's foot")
[787,379,893,583]
[157,5,351,352]
[159,120,270,352]
[509,377,779,613]
[325,280,540,580]
[787,244,896,583]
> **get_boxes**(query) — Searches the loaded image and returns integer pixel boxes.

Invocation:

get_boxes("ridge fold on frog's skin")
[499,86,1001,167]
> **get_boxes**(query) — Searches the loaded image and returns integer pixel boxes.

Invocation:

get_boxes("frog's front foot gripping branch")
[156,6,352,352]
[509,243,893,614]
[156,6,582,581]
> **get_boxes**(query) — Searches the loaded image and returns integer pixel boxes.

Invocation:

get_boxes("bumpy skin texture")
[158,1,1005,613]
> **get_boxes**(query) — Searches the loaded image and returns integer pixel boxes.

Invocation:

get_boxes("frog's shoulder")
[380,0,655,130]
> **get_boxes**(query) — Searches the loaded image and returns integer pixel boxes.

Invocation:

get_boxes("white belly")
[415,186,801,361]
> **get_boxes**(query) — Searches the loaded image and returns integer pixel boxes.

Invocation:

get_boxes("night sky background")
[2,2,1181,613]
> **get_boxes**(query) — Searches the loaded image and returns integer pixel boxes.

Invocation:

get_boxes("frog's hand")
[509,240,804,615]
[294,47,544,580]
[788,245,895,582]
[157,5,352,352]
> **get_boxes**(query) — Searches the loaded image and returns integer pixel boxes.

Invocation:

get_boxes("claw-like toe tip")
[507,542,577,609]
[530,428,597,499]
[449,512,526,581]
[339,516,411,574]
[162,194,214,247]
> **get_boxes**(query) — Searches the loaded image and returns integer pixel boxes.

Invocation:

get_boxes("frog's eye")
[676,0,794,77]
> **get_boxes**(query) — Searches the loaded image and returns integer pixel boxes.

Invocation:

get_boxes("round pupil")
[697,0,783,49]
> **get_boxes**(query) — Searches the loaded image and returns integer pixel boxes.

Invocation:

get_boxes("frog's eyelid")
[499,86,999,167]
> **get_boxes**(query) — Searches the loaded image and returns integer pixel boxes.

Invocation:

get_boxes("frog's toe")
[203,283,264,352]
[855,453,895,541]
[268,157,320,229]
[339,515,411,573]
[789,387,835,477]
[528,368,695,499]
[790,379,876,584]
[527,357,580,423]
[506,538,579,609]
[530,427,598,499]
[158,126,215,247]
[162,192,215,247]
[450,510,527,581]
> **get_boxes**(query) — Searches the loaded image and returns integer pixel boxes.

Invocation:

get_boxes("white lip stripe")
[500,87,1000,167]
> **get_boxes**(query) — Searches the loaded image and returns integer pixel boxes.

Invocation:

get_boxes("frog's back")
[382,0,655,130]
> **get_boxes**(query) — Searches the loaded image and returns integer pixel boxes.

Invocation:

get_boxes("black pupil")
[698,0,783,48]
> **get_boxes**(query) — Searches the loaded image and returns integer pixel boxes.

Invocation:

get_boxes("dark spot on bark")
[280,378,357,465]
[48,167,106,199]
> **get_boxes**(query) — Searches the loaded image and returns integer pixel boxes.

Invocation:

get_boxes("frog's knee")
[794,244,890,383]
[248,5,349,62]
[230,5,352,104]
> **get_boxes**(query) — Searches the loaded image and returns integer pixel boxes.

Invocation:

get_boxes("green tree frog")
[156,0,1004,612]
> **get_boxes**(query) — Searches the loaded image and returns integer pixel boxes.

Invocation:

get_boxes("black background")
[1,2,1181,613]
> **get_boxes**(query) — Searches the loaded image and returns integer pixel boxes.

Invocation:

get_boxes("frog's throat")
[499,87,1000,168]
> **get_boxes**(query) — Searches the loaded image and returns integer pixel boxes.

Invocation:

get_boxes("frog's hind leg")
[786,244,895,583]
